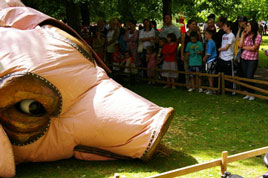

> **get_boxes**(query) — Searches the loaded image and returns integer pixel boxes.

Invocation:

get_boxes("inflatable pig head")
[0,1,174,177]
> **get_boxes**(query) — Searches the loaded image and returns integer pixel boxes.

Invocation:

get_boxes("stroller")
[221,152,268,178]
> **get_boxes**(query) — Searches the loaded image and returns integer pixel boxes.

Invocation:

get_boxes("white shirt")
[219,32,235,61]
[139,29,155,49]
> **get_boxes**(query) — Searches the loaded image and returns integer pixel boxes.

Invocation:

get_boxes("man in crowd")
[159,14,181,42]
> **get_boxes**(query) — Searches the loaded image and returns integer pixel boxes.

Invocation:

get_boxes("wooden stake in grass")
[221,151,228,174]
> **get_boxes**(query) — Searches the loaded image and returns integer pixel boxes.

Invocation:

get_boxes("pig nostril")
[16,99,46,116]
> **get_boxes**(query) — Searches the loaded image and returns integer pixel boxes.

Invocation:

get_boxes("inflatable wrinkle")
[0,7,50,29]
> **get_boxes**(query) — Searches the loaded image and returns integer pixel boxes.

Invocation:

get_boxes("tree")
[21,0,268,32]
[162,0,172,20]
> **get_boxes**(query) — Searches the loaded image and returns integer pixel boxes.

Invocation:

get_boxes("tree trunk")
[80,2,90,26]
[64,0,81,33]
[118,0,134,24]
[162,0,172,21]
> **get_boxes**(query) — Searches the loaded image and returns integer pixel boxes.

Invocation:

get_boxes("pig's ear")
[0,124,15,178]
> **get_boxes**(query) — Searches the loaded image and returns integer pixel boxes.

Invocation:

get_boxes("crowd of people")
[80,13,263,101]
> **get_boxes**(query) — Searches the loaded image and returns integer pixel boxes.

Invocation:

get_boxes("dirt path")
[255,67,268,81]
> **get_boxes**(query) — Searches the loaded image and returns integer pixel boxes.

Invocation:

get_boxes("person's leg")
[164,77,170,88]
[190,77,195,88]
[183,54,190,86]
[208,77,213,88]
[241,59,251,99]
[140,49,147,77]
[244,60,258,93]
[225,60,233,90]
[171,78,176,89]
[199,77,202,91]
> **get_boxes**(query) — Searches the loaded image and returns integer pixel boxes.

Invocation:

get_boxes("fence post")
[221,73,225,95]
[221,151,228,175]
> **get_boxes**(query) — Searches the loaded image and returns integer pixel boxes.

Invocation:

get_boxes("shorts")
[188,65,202,78]
[205,60,217,74]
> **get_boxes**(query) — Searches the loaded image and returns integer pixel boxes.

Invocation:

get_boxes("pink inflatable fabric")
[0,2,174,178]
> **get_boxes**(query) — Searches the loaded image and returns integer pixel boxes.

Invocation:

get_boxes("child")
[161,33,178,89]
[120,51,137,74]
[185,31,204,92]
[146,46,157,84]
[217,21,235,92]
[203,30,218,95]
[157,38,167,68]
[112,44,121,71]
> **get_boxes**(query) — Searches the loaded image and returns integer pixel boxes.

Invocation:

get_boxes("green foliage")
[21,0,268,26]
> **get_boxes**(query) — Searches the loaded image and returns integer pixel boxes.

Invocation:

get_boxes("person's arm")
[120,58,126,66]
[203,55,210,63]
[219,34,235,52]
[239,30,247,48]
[197,31,202,42]
[218,44,232,52]
[140,31,155,42]
[203,41,211,62]
[174,26,181,44]
[242,35,262,51]
[197,42,204,55]
[242,45,260,51]
[107,28,119,46]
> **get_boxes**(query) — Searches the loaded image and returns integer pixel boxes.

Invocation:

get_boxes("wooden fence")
[222,73,268,100]
[146,146,268,178]
[111,66,221,93]
[113,146,268,178]
[110,65,268,100]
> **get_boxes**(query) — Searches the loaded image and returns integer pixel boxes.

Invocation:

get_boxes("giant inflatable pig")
[0,1,174,177]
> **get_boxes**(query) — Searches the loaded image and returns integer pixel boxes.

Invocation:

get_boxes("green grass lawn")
[15,84,268,178]
[259,35,268,68]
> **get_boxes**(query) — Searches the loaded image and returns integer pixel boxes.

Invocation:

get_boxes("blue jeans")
[241,59,258,93]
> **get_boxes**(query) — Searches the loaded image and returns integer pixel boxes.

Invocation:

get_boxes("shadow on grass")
[15,144,197,178]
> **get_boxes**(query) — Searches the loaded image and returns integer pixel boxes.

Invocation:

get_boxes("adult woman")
[239,20,262,101]
[123,20,139,65]
[180,19,202,87]
[106,18,119,65]
[139,19,155,76]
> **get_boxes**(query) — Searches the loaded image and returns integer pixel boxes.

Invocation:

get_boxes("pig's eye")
[17,99,46,116]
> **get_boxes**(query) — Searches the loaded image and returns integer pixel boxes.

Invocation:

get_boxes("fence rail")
[110,65,268,101]
[145,146,268,178]
[113,146,268,178]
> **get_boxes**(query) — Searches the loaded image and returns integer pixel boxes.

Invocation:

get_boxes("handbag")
[137,41,143,53]
[235,48,243,63]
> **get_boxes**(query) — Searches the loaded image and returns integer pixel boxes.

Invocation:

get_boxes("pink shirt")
[241,34,262,60]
